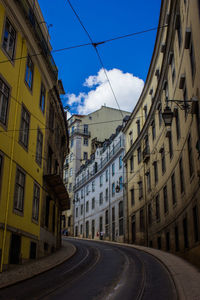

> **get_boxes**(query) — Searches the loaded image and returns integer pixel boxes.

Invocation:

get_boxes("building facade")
[73,126,127,242]
[63,106,130,235]
[0,0,69,270]
[123,0,200,267]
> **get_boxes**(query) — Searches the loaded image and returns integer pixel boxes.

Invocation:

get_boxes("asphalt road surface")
[0,238,177,300]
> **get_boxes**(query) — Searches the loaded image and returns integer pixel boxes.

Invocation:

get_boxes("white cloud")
[66,68,144,115]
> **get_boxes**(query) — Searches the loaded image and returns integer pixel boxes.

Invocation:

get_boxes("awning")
[43,174,70,211]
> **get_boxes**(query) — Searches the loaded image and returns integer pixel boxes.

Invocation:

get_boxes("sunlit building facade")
[123,0,200,267]
[0,0,69,270]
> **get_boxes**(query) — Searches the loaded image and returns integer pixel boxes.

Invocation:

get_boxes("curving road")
[0,238,177,300]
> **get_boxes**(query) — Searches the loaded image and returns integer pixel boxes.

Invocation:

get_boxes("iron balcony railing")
[15,0,58,81]
[70,128,91,138]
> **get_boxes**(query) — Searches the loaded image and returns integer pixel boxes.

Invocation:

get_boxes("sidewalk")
[0,240,76,289]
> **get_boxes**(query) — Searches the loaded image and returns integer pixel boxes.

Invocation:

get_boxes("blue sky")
[38,0,161,116]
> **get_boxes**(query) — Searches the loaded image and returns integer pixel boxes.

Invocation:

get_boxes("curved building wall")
[123,0,200,267]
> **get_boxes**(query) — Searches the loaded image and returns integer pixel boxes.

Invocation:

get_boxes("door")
[92,220,95,239]
[10,234,21,264]
[112,222,115,241]
[131,215,136,243]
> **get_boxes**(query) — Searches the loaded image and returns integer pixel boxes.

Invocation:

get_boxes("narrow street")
[0,238,177,300]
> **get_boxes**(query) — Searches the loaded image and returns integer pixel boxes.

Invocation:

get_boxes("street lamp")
[162,97,198,126]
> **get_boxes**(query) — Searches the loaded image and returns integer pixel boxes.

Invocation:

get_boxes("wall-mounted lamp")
[162,97,198,127]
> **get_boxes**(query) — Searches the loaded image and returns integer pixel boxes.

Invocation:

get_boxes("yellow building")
[0,0,69,270]
[123,0,200,267]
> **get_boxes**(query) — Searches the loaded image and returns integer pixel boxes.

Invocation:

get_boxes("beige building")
[63,106,130,235]
[123,0,200,267]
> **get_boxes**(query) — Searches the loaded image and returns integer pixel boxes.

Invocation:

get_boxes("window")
[25,55,34,90]
[81,204,83,215]
[158,104,162,127]
[179,157,185,193]
[138,181,143,200]
[137,146,141,164]
[76,207,78,218]
[153,161,158,184]
[129,131,133,146]
[187,134,194,177]
[168,132,173,159]
[0,78,10,125]
[100,175,103,187]
[86,184,89,195]
[36,129,43,166]
[136,120,140,136]
[106,169,108,182]
[148,203,152,226]
[112,207,115,222]
[130,188,135,206]
[144,105,148,120]
[14,168,26,212]
[157,236,162,250]
[151,120,156,140]
[175,13,182,49]
[175,226,179,251]
[49,104,54,131]
[86,201,89,212]
[130,155,134,172]
[92,180,95,192]
[2,18,16,59]
[183,217,189,248]
[171,173,176,205]
[189,36,196,79]
[112,163,115,176]
[81,189,83,199]
[146,170,151,191]
[99,192,103,205]
[175,109,181,141]
[69,183,72,192]
[155,194,160,221]
[193,205,199,242]
[92,198,95,209]
[171,54,176,83]
[112,182,115,196]
[84,124,88,134]
[160,147,166,174]
[119,176,123,191]
[119,201,123,235]
[32,183,40,221]
[69,168,73,177]
[19,106,30,149]
[119,156,122,169]
[80,224,83,234]
[163,185,168,214]
[83,152,88,161]
[83,138,88,146]
[39,83,46,113]
[71,139,74,148]
[70,153,73,162]
[105,188,108,202]
[140,209,144,231]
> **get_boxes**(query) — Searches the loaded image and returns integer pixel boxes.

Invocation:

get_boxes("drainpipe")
[1,40,24,272]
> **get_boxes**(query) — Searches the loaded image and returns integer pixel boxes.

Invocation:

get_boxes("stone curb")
[71,237,200,300]
[0,240,76,290]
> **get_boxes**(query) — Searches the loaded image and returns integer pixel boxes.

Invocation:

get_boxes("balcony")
[70,128,91,138]
[143,146,150,163]
[15,0,58,81]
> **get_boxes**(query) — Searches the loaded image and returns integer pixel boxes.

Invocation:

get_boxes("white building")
[73,125,127,242]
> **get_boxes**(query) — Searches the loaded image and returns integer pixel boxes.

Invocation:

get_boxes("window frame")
[19,105,30,150]
[39,82,46,113]
[0,76,10,128]
[36,128,43,166]
[32,182,40,223]
[25,54,34,90]
[2,17,16,61]
[13,166,26,214]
